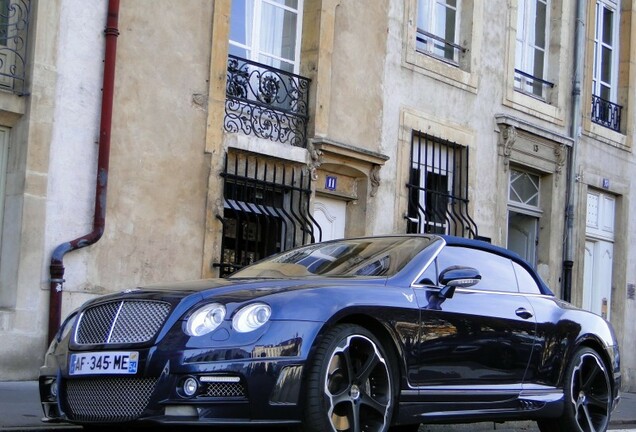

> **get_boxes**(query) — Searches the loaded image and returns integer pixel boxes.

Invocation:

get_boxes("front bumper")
[40,320,320,426]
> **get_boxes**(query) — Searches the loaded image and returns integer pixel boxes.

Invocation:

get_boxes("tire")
[537,347,612,432]
[302,324,395,432]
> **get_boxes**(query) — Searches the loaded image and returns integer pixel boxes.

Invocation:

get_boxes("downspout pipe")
[563,0,585,302]
[48,0,120,344]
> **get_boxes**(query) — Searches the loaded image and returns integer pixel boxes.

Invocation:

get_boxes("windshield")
[229,236,435,278]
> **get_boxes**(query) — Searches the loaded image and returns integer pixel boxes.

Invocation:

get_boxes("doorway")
[583,191,615,320]
[313,196,346,242]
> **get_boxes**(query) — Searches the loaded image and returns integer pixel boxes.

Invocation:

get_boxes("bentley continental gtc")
[40,234,621,432]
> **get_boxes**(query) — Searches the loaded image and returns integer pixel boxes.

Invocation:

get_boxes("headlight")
[232,303,271,333]
[185,303,226,336]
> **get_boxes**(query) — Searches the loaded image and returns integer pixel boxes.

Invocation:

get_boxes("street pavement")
[0,380,635,431]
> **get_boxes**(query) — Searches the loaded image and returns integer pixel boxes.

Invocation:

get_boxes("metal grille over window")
[0,0,30,95]
[75,301,171,345]
[216,151,320,276]
[406,132,478,238]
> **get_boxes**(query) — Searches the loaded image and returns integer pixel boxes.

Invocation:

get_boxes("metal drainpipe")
[563,0,585,302]
[48,0,120,344]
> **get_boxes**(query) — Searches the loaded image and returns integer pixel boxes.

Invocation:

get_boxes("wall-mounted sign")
[602,178,610,189]
[325,175,337,191]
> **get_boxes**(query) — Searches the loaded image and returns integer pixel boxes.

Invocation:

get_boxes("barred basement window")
[216,151,320,276]
[406,132,478,238]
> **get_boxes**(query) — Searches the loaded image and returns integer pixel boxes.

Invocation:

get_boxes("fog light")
[50,380,57,398]
[183,377,198,397]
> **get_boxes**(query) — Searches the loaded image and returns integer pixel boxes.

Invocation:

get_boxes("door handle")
[515,307,533,319]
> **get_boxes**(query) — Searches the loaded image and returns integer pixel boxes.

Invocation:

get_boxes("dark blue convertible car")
[40,234,621,432]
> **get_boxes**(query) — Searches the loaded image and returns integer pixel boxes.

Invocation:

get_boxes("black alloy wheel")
[303,324,395,432]
[538,347,612,432]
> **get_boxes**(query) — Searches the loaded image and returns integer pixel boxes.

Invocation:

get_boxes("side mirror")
[438,266,481,299]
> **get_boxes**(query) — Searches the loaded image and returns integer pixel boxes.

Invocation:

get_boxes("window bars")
[216,151,321,276]
[406,132,478,238]
[0,0,30,95]
[224,55,311,148]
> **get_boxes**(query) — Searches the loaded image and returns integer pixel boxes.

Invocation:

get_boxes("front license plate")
[69,351,139,376]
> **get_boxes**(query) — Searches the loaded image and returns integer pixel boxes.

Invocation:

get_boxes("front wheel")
[538,347,612,432]
[302,324,395,432]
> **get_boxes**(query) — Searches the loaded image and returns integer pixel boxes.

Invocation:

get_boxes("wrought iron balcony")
[224,55,311,148]
[514,69,554,100]
[0,0,31,95]
[591,94,622,132]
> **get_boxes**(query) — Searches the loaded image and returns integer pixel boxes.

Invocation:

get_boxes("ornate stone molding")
[499,124,517,172]
[495,114,573,177]
[309,138,389,198]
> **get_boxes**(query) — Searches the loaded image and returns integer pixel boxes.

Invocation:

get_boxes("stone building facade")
[0,0,635,392]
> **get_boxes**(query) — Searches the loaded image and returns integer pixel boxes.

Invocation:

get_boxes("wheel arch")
[555,334,615,395]
[575,335,617,393]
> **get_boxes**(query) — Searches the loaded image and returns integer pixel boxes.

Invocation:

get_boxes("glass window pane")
[601,46,612,83]
[260,3,298,62]
[534,0,547,49]
[434,2,456,41]
[229,44,249,59]
[532,49,544,78]
[229,0,253,47]
[437,247,519,293]
[600,83,611,101]
[509,170,540,206]
[258,54,294,73]
[517,0,526,41]
[602,7,614,45]
[268,0,298,9]
[513,262,542,294]
[418,0,432,31]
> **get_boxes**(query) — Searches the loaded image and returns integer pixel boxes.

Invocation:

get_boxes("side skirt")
[395,386,564,424]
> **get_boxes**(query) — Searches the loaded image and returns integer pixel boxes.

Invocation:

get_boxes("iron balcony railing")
[591,94,622,132]
[224,55,311,148]
[415,27,466,65]
[514,68,554,100]
[0,0,30,95]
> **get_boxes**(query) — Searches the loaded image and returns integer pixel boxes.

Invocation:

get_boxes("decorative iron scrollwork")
[224,55,311,148]
[0,0,30,95]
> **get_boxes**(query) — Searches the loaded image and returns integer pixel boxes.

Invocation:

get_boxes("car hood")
[82,277,389,315]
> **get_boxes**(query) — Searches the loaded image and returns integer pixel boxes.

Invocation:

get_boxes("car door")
[411,246,537,400]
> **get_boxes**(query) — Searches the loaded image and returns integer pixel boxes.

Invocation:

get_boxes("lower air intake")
[64,377,158,422]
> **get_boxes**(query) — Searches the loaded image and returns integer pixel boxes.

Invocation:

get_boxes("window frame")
[435,246,521,293]
[228,0,304,74]
[403,0,482,92]
[592,0,620,103]
[514,0,552,99]
[416,0,463,64]
[406,132,478,238]
[507,168,542,268]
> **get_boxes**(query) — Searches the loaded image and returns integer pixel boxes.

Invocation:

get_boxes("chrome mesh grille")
[64,377,158,422]
[75,300,171,345]
[202,382,246,398]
